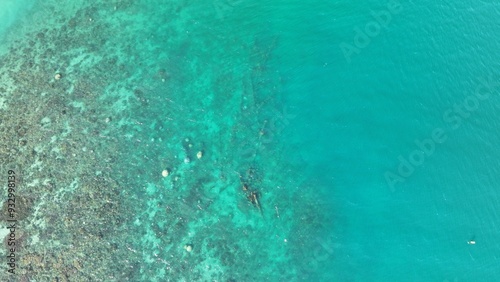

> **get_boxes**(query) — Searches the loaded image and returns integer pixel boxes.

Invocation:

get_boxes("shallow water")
[0,0,34,40]
[0,0,499,281]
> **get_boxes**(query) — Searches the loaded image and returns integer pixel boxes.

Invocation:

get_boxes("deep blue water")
[273,0,500,280]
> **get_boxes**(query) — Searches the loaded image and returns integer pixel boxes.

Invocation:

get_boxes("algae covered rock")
[0,195,32,222]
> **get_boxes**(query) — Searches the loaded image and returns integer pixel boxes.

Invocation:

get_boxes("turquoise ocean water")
[0,0,499,281]
[0,0,34,37]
